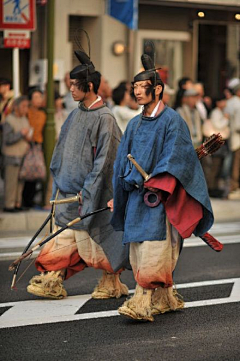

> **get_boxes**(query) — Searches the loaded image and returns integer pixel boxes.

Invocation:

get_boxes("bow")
[9,206,110,288]
[10,205,54,289]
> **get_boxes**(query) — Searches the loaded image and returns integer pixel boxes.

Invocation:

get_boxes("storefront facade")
[0,0,239,97]
[137,0,240,97]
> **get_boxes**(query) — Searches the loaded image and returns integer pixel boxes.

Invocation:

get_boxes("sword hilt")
[127,154,151,182]
[50,194,81,205]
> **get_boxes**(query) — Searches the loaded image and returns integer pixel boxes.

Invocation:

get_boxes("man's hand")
[107,199,114,212]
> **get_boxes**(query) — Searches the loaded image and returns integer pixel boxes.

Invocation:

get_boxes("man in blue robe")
[108,47,214,321]
[27,45,129,300]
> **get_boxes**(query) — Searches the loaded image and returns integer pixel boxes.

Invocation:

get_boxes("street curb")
[0,210,50,232]
[0,199,239,233]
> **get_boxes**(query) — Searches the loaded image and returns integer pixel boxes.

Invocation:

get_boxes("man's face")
[98,77,112,99]
[0,84,10,96]
[31,91,43,109]
[133,80,153,105]
[18,100,29,117]
[185,95,198,109]
[70,79,87,101]
[183,80,193,90]
[216,99,226,109]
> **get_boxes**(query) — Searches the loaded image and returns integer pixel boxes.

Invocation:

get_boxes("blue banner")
[107,0,138,30]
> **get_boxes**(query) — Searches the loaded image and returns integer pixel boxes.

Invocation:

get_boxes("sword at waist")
[50,193,81,205]
[127,154,151,182]
[127,154,160,208]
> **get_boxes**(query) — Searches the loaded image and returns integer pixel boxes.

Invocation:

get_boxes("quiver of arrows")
[195,133,225,160]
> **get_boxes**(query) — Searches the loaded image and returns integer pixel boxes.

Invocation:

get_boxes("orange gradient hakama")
[35,227,116,279]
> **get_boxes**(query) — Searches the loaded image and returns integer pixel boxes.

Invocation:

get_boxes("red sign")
[0,0,36,30]
[4,29,30,48]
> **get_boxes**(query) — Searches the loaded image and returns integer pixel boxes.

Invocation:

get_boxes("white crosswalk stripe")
[0,221,239,329]
[0,278,239,329]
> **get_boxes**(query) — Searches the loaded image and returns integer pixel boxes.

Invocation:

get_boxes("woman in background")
[22,89,46,208]
[2,96,32,212]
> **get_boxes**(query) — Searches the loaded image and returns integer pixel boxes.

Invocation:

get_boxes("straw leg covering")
[27,270,67,300]
[118,284,154,322]
[28,228,128,300]
[151,286,184,315]
[118,220,184,321]
[91,270,129,299]
[76,231,129,299]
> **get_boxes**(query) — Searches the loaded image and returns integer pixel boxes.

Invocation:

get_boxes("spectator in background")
[63,72,78,116]
[54,91,67,140]
[121,80,141,111]
[176,88,203,148]
[162,84,175,106]
[225,82,240,198]
[118,80,131,91]
[119,80,141,110]
[44,92,68,209]
[173,76,193,109]
[0,78,14,176]
[22,89,46,208]
[128,91,140,111]
[194,82,209,121]
[203,95,213,116]
[112,83,141,133]
[98,75,114,109]
[227,78,240,91]
[223,87,234,100]
[2,96,32,212]
[202,96,231,198]
[0,78,14,123]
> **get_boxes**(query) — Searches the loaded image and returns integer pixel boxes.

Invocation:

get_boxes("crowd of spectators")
[174,77,240,200]
[0,73,240,212]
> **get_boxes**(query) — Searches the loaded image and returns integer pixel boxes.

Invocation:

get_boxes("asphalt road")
[0,221,240,361]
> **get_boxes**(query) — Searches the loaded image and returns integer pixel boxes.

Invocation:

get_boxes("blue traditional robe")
[50,102,129,271]
[111,106,214,244]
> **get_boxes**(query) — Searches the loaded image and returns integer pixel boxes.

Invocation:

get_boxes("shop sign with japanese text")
[4,29,30,48]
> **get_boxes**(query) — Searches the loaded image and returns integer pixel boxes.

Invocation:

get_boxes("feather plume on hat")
[70,29,96,80]
[133,41,162,85]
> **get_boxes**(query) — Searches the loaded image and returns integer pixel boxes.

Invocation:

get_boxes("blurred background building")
[0,0,239,98]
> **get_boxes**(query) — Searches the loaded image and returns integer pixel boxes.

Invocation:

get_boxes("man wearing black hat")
[27,45,129,300]
[108,45,214,321]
